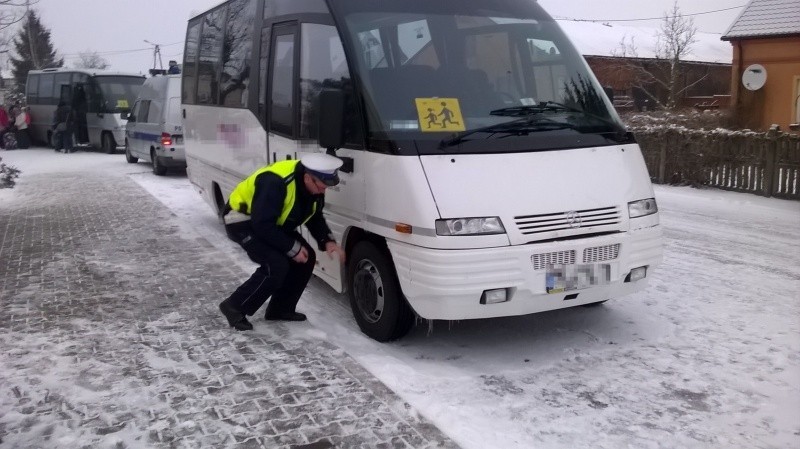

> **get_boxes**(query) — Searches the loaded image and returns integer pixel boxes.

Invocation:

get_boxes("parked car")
[124,74,185,175]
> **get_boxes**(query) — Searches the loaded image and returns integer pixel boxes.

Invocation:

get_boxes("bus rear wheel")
[151,149,167,176]
[102,133,116,154]
[347,241,414,342]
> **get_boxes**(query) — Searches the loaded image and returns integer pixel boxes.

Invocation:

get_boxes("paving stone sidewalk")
[0,170,457,449]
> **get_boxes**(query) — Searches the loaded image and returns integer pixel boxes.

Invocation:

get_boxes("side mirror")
[317,89,345,151]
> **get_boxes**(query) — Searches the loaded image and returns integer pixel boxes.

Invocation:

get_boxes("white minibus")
[182,0,663,341]
[124,74,186,175]
[26,68,145,153]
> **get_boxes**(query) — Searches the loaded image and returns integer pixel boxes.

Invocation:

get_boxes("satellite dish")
[742,64,767,91]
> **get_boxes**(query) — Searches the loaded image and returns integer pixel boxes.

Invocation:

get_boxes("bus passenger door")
[298,22,367,292]
[84,81,103,148]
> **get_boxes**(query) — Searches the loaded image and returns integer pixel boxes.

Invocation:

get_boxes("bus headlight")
[628,198,658,218]
[435,217,505,236]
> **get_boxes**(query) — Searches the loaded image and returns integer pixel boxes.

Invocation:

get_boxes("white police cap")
[300,153,343,186]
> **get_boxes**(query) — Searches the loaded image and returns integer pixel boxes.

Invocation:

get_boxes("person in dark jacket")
[219,153,346,331]
[53,102,75,153]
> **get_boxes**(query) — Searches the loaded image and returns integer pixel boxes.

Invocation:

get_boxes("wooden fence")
[634,128,800,200]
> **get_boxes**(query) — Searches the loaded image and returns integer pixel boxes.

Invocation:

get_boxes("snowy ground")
[1,148,798,448]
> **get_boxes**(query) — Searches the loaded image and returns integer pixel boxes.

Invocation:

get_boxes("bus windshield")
[95,76,144,113]
[335,0,629,154]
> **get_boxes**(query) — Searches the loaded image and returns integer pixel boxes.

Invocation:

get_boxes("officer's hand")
[292,246,309,263]
[325,242,346,264]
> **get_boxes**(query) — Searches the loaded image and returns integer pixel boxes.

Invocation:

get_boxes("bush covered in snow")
[620,109,746,135]
[0,155,21,188]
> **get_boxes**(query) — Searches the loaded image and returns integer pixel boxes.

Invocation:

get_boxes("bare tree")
[656,1,701,108]
[74,50,109,69]
[0,0,38,51]
[608,2,707,110]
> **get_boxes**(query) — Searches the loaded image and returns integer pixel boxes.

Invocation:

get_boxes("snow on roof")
[557,20,733,64]
[722,0,800,40]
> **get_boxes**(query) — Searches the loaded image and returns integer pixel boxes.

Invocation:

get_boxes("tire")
[102,133,116,154]
[151,149,167,176]
[124,140,138,163]
[347,241,414,342]
[581,300,609,307]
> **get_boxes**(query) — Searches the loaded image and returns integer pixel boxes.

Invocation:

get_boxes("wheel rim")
[353,258,385,324]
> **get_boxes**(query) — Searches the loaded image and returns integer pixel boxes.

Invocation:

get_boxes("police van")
[182,0,663,341]
[124,74,186,175]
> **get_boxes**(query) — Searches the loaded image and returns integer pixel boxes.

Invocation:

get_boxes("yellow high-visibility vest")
[228,160,316,226]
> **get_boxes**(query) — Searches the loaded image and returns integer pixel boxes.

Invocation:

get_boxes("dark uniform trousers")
[225,222,316,316]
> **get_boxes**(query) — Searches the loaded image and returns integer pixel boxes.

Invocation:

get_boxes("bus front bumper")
[388,226,663,320]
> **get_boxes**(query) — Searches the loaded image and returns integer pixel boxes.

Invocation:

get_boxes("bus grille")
[583,244,620,263]
[531,250,576,270]
[531,244,620,271]
[515,206,621,236]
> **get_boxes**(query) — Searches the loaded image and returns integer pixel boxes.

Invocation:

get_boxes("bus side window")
[55,73,72,105]
[39,74,55,105]
[220,0,256,108]
[137,100,151,123]
[26,74,39,105]
[183,20,202,105]
[197,7,226,105]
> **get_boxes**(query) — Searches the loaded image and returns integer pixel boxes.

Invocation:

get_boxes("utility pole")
[25,0,39,69]
[144,40,163,71]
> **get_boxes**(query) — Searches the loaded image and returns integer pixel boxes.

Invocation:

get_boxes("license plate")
[546,264,611,294]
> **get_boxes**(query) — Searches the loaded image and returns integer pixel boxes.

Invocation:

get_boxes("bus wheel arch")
[346,234,415,342]
[212,183,225,224]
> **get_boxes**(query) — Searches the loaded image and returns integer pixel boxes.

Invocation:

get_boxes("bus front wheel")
[124,140,138,163]
[347,241,414,342]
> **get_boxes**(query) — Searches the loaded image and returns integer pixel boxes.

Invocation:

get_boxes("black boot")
[265,311,307,322]
[219,300,253,330]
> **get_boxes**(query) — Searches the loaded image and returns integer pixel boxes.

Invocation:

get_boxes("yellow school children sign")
[415,98,465,132]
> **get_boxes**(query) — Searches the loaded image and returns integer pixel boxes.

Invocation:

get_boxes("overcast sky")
[3,0,747,74]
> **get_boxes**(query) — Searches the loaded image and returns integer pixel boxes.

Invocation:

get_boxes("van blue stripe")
[130,131,161,142]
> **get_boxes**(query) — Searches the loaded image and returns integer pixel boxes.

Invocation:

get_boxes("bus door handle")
[339,156,354,174]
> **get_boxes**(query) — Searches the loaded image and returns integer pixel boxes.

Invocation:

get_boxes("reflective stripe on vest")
[228,160,316,226]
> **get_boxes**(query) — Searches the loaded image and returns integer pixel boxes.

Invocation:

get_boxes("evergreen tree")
[9,9,62,93]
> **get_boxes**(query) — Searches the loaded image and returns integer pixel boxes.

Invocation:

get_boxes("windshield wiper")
[439,117,572,148]
[492,101,628,139]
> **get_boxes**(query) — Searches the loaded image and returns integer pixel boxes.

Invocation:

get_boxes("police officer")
[219,153,346,331]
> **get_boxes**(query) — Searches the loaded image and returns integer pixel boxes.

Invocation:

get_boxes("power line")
[555,4,746,23]
[58,41,183,58]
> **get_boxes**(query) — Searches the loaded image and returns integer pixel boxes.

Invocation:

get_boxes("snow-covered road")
[2,149,798,448]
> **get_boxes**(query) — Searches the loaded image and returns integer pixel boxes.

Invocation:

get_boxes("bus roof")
[188,0,230,21]
[27,67,145,78]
